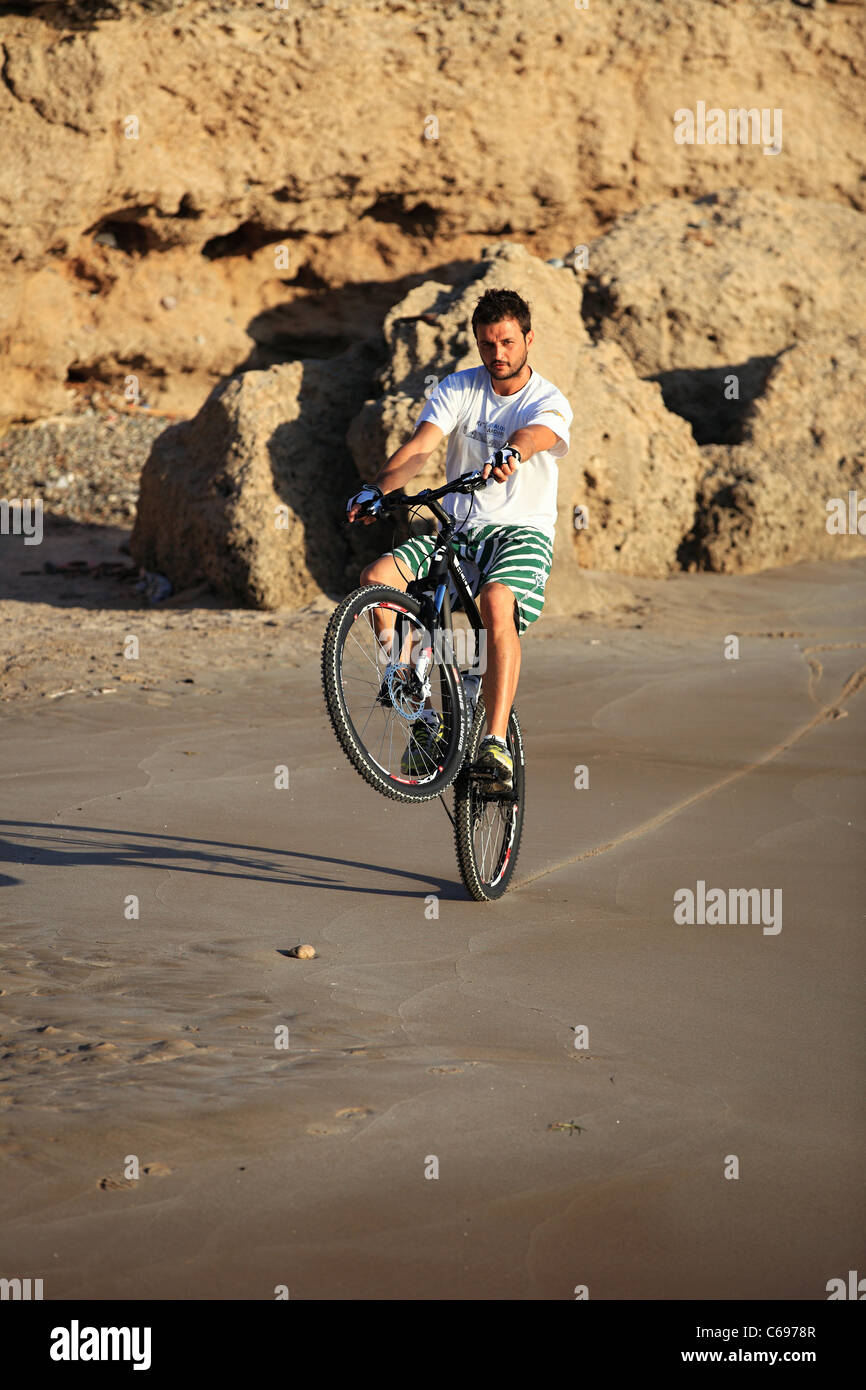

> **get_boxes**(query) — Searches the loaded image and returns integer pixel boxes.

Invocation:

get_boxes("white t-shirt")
[416,365,572,538]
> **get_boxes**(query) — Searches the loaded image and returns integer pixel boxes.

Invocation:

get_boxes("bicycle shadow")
[0,820,466,902]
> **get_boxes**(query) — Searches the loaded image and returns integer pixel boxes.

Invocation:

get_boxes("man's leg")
[359,554,410,663]
[360,547,442,768]
[478,580,521,741]
[359,555,409,591]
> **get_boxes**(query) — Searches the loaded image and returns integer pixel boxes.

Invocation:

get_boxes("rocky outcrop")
[550,339,702,596]
[130,342,381,608]
[680,333,865,572]
[579,190,866,572]
[581,190,866,383]
[1,0,863,425]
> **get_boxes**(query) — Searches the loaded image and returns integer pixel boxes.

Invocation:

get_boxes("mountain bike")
[321,470,525,901]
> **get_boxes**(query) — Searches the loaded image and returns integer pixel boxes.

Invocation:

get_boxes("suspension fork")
[410,583,444,689]
[416,528,454,674]
[374,511,456,681]
[382,526,450,709]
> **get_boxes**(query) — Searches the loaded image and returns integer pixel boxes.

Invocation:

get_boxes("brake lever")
[464,471,489,492]
[378,488,407,514]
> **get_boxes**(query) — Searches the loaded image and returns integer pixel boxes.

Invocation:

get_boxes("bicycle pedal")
[472,768,514,793]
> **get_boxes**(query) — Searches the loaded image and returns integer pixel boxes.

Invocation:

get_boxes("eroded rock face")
[580,191,866,574]
[681,333,866,573]
[581,190,866,433]
[550,340,702,598]
[1,0,863,424]
[130,342,380,608]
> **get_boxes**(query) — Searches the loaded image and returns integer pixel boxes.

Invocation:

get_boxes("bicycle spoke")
[359,699,386,743]
[341,672,381,686]
[375,708,398,766]
[325,585,467,804]
[479,805,497,880]
[346,625,386,678]
[415,732,439,775]
[340,600,428,776]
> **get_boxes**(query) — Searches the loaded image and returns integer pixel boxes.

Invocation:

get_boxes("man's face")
[475,318,534,381]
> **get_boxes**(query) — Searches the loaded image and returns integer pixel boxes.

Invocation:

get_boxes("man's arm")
[483,423,560,482]
[347,420,444,524]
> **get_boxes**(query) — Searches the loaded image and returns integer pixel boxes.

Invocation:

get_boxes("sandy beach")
[1,0,864,1310]
[2,534,863,1299]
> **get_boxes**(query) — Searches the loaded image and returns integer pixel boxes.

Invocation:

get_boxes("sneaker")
[400,713,446,777]
[474,735,513,790]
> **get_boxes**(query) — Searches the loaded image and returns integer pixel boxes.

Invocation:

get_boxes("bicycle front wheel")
[321,584,469,803]
[453,698,525,900]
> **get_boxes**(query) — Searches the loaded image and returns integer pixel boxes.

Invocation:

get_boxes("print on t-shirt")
[463,417,508,447]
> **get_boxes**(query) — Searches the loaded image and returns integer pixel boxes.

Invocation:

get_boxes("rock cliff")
[1,0,863,424]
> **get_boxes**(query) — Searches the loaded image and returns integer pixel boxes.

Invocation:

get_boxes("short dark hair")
[471,288,531,338]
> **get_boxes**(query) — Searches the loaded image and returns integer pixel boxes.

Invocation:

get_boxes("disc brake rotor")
[385,664,429,721]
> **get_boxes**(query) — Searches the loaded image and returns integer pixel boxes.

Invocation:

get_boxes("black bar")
[7,1298,860,1375]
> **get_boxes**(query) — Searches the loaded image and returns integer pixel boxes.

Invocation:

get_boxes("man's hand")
[348,421,445,523]
[482,446,522,483]
[346,485,384,525]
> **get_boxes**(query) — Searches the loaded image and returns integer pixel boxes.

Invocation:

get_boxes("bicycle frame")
[404,494,485,665]
[354,470,490,721]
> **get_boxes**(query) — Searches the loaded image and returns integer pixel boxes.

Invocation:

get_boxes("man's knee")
[480,582,520,634]
[361,555,400,587]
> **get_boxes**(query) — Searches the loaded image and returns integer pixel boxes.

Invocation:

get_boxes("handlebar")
[375,469,489,516]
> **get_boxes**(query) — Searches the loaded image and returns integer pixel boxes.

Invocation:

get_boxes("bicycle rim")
[321,585,468,803]
[453,700,525,900]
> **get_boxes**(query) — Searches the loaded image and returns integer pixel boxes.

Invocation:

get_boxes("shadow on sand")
[0,819,467,902]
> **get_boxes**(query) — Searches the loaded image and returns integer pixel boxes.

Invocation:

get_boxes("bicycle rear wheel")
[322,584,469,803]
[453,697,525,901]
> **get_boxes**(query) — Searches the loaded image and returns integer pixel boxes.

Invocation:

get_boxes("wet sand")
[1,554,864,1299]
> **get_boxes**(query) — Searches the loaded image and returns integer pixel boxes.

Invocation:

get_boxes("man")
[347,287,573,790]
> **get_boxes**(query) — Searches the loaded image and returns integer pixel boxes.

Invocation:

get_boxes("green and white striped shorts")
[388,523,554,636]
